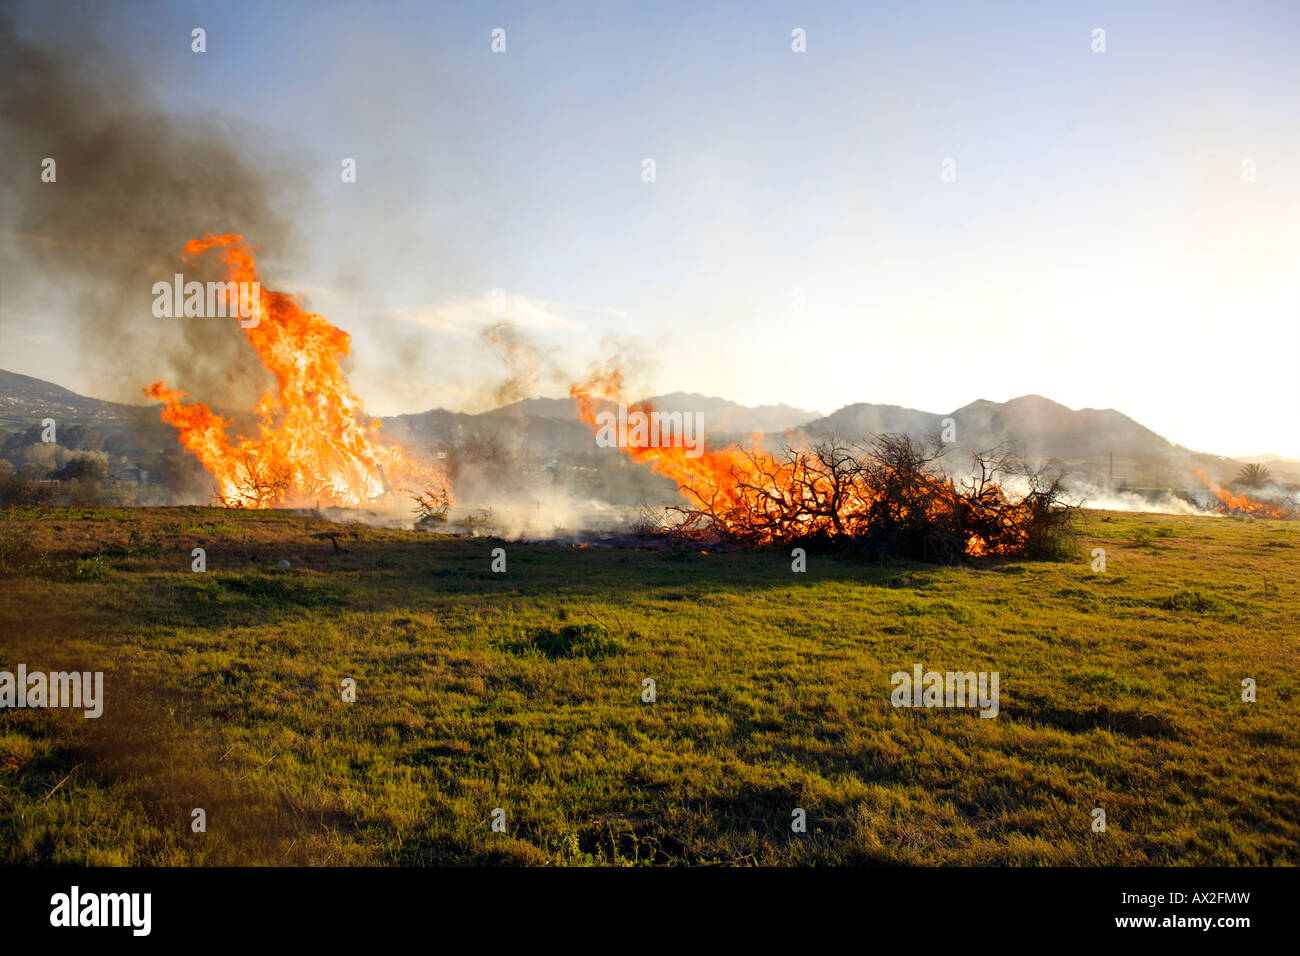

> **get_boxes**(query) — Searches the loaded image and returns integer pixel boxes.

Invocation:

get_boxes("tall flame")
[145,233,445,508]
[569,362,762,516]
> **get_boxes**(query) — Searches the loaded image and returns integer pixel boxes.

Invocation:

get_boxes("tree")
[54,455,108,482]
[1234,463,1271,488]
[61,425,104,452]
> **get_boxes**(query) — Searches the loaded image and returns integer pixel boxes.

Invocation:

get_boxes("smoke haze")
[0,4,310,410]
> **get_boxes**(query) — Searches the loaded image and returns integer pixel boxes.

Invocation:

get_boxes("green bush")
[73,555,111,579]
[0,528,50,577]
[1158,589,1233,615]
[530,622,625,660]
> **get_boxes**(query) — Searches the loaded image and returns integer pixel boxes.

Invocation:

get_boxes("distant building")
[110,464,147,485]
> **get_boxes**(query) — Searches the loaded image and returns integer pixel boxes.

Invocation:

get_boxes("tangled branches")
[666,434,1075,562]
[212,451,293,508]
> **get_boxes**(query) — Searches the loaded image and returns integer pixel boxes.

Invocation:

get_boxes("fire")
[1190,468,1288,518]
[145,233,446,508]
[569,363,1039,557]
[569,362,763,517]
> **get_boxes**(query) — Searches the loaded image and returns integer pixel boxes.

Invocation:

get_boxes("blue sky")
[4,0,1299,456]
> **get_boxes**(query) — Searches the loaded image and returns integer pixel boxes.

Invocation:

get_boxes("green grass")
[0,506,1297,866]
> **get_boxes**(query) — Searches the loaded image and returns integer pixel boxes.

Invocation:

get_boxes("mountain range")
[2,368,1294,488]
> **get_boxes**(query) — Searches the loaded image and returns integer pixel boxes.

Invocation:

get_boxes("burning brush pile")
[144,234,449,511]
[1190,468,1294,519]
[571,367,1075,562]
[138,237,1207,562]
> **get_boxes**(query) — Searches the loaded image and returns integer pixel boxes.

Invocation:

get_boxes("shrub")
[73,555,111,579]
[0,526,51,577]
[1159,590,1233,615]
[529,622,625,660]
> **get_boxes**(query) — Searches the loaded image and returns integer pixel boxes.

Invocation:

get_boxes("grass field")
[1,505,1297,866]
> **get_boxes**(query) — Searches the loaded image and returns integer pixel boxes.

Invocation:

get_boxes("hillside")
[797,393,1269,488]
[0,369,150,427]
[2,369,1292,488]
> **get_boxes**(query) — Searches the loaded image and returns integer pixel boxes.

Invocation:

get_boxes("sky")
[2,0,1299,457]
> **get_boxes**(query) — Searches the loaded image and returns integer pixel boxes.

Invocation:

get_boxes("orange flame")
[569,363,1023,555]
[1190,468,1287,518]
[144,233,446,508]
[569,362,763,517]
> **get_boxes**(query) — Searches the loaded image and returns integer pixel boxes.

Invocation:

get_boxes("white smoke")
[1066,484,1215,516]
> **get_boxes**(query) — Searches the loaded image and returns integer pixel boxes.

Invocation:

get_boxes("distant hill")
[797,393,1268,487]
[2,369,1292,487]
[477,392,818,434]
[801,394,1169,457]
[641,392,818,435]
[425,391,820,460]
[479,396,580,423]
[1238,454,1300,467]
[0,368,149,426]
[799,401,940,441]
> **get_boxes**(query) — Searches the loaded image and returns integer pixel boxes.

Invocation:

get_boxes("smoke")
[1062,481,1215,517]
[0,5,310,410]
[448,494,637,543]
[480,321,565,407]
